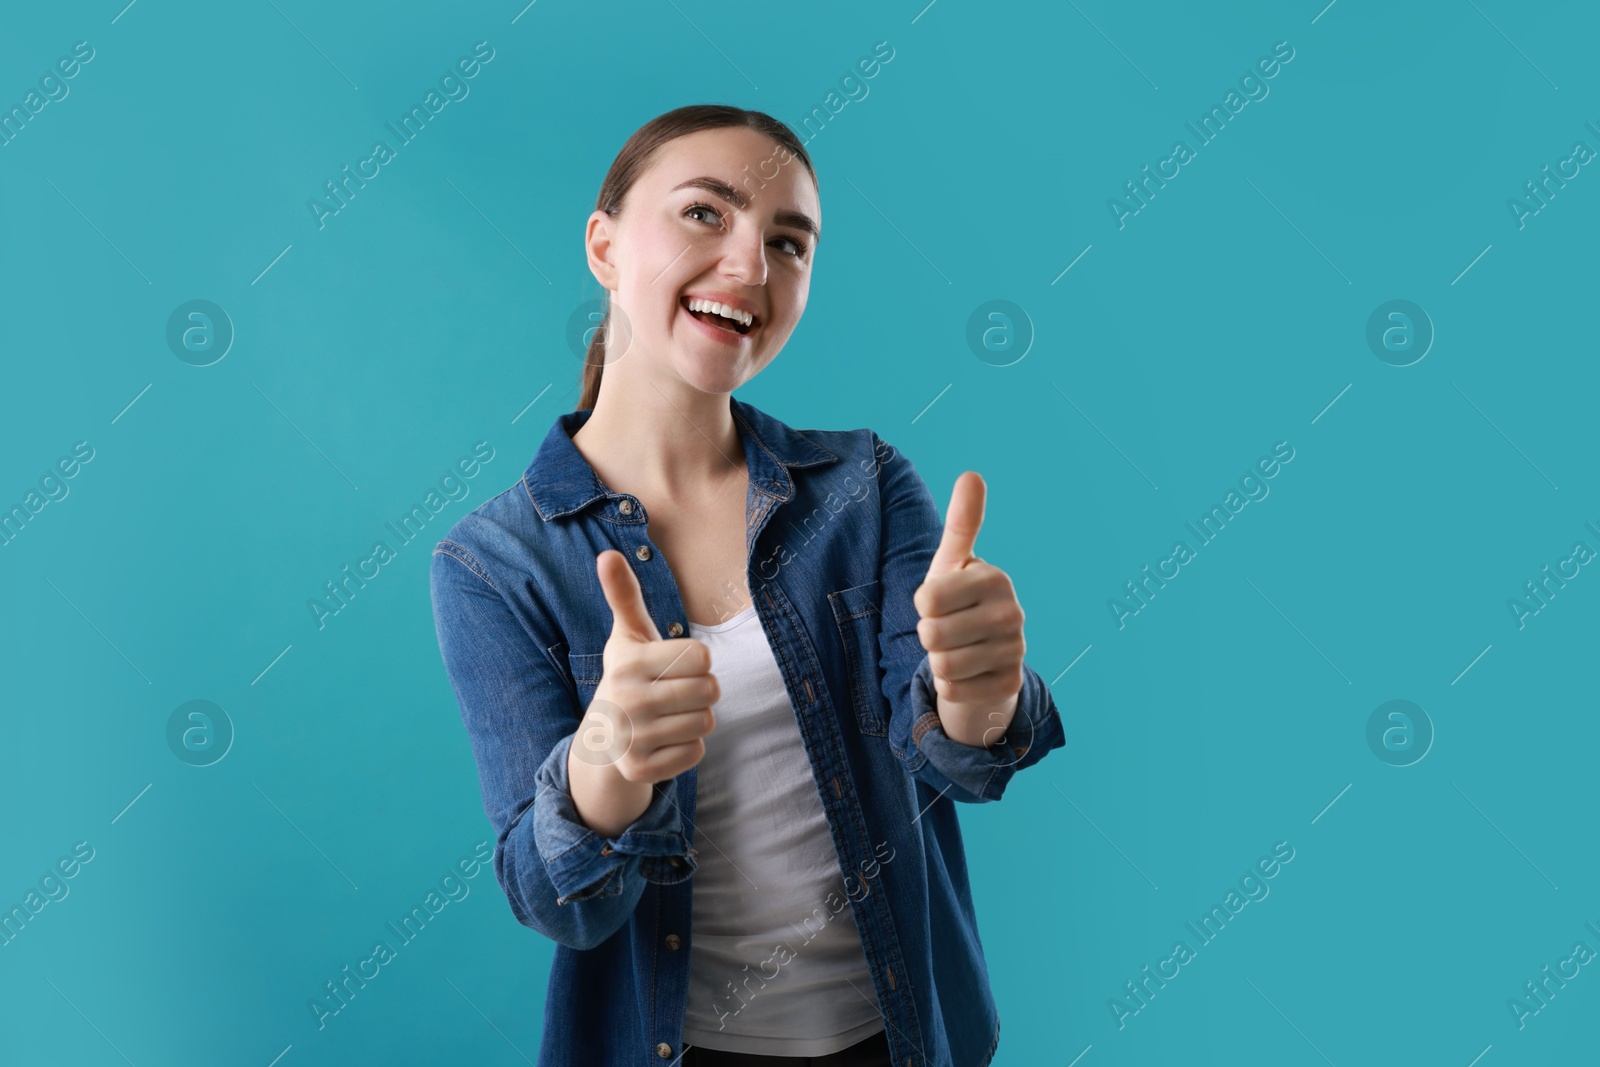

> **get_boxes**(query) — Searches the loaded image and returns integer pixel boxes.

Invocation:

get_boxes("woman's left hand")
[913,471,1026,749]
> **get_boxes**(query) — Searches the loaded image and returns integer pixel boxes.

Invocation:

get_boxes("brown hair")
[577,104,819,411]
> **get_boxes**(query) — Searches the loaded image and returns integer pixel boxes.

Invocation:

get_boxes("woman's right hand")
[577,548,719,785]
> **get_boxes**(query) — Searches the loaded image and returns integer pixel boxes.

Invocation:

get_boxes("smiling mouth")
[681,296,757,336]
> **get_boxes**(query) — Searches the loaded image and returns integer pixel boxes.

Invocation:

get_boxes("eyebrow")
[670,176,820,241]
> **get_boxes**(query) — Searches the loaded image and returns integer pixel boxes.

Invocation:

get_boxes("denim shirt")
[429,396,1066,1067]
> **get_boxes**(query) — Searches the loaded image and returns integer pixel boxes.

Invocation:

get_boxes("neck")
[573,366,746,499]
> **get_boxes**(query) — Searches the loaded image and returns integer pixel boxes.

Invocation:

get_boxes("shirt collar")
[523,395,841,520]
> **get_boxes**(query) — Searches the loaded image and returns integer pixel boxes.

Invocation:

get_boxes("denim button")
[656,1042,673,1058]
[636,545,652,561]
[619,499,634,514]
[665,933,682,950]
[667,622,683,637]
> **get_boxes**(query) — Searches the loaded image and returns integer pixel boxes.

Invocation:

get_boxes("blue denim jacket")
[429,396,1066,1067]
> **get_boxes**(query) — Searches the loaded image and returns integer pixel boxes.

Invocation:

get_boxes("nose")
[719,218,767,286]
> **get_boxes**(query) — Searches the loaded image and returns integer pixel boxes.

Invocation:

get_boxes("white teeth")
[686,297,753,328]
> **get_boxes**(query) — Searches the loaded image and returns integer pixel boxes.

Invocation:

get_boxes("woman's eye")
[684,202,722,226]
[773,236,808,259]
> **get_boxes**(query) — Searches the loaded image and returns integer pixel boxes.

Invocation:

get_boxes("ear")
[585,209,619,290]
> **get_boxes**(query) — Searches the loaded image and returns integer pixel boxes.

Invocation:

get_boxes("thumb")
[928,471,986,578]
[597,549,661,642]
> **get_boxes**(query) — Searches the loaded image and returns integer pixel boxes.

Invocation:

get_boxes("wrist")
[936,690,1020,748]
[567,734,653,837]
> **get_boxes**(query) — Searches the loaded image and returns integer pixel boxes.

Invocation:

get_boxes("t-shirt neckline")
[687,603,758,634]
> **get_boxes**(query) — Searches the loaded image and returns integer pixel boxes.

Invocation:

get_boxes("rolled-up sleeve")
[534,731,698,905]
[429,540,696,951]
[902,654,1065,802]
[871,433,1067,803]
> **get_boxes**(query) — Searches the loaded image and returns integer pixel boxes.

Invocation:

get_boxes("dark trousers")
[683,1027,891,1067]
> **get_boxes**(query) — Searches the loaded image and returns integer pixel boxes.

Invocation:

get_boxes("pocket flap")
[828,579,881,625]
[567,651,605,684]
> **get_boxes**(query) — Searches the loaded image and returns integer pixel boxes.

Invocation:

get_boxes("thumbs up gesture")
[575,549,720,784]
[912,472,1026,749]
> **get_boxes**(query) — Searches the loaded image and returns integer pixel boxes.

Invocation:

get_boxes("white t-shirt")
[680,603,886,1056]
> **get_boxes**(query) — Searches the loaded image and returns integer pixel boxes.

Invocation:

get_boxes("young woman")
[430,105,1066,1067]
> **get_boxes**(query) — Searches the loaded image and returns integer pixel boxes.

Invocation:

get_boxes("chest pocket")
[567,651,606,710]
[828,579,889,738]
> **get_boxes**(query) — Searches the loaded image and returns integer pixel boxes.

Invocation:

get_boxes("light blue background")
[1,1,1595,1063]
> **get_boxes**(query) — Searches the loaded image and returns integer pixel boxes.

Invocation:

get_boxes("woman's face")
[587,126,820,396]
